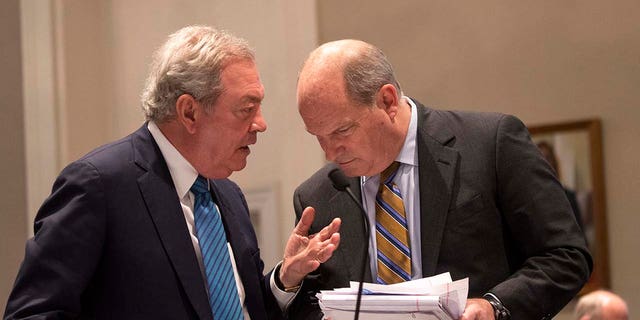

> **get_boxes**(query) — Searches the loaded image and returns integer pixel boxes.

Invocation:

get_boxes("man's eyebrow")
[242,95,263,104]
[331,121,355,134]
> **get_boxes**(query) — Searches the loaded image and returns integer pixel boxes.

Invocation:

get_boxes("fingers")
[294,207,316,236]
[280,229,340,286]
[315,236,340,263]
[329,232,340,247]
[281,209,341,287]
[295,208,341,242]
[307,217,341,264]
[305,259,320,271]
[310,231,340,265]
[289,210,341,265]
[328,217,341,234]
[316,217,342,242]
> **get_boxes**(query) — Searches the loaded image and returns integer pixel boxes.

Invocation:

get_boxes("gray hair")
[141,25,254,122]
[575,293,603,319]
[342,44,402,106]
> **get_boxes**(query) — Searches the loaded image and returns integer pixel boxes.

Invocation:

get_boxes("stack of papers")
[317,272,468,320]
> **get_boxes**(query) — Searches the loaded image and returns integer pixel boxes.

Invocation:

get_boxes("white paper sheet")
[318,273,468,320]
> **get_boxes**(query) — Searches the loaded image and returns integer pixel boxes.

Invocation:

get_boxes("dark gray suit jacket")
[4,125,282,320]
[290,102,592,319]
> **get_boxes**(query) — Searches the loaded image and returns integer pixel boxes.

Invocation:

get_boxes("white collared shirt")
[147,121,251,319]
[361,96,423,280]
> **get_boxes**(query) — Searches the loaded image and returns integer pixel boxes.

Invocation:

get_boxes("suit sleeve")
[490,115,593,319]
[223,181,284,320]
[4,161,106,319]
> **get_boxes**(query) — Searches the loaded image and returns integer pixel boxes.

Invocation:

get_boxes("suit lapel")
[415,104,459,276]
[132,126,212,320]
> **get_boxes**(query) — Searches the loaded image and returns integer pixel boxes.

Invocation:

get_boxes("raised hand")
[279,206,341,288]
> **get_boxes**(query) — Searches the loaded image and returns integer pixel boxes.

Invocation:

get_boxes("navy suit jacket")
[4,125,282,320]
[290,102,592,320]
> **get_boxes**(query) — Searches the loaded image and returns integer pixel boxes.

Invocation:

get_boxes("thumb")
[294,207,315,236]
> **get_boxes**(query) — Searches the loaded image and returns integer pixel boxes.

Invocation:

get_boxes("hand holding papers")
[318,272,468,320]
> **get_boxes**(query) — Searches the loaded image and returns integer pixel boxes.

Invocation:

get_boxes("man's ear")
[376,84,399,120]
[175,94,198,134]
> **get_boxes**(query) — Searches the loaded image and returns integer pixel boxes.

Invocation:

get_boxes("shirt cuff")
[270,261,299,311]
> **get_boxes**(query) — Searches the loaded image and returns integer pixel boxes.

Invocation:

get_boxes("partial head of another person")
[297,39,409,177]
[575,290,629,320]
[141,25,266,179]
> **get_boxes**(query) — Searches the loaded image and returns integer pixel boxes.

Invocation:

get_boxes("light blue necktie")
[191,175,243,320]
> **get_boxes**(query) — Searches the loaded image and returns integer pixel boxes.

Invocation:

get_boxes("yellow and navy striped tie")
[375,162,412,284]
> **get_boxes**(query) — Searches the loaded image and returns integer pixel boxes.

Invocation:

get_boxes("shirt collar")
[147,121,200,199]
[398,96,418,167]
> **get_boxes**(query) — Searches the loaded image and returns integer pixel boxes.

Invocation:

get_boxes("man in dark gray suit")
[287,39,592,319]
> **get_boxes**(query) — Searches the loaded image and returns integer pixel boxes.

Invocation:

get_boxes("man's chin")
[206,161,247,179]
[229,159,248,173]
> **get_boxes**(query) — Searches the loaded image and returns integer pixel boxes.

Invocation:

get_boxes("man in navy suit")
[288,40,592,319]
[4,26,340,319]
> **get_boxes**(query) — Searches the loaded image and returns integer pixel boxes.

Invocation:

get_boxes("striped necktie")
[375,162,412,284]
[191,175,243,320]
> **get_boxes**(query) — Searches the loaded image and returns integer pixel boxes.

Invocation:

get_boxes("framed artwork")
[528,119,609,293]
[244,187,280,268]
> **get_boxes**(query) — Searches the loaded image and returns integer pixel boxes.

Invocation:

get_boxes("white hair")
[141,25,254,123]
[575,290,629,320]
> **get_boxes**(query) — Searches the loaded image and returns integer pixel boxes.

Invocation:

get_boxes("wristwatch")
[483,293,511,320]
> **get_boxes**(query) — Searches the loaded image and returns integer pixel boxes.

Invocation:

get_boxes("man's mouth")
[240,139,256,151]
[336,159,355,166]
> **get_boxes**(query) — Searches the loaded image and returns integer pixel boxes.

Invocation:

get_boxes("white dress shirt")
[147,121,252,319]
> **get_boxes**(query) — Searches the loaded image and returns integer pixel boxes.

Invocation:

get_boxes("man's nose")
[251,109,267,132]
[318,137,339,161]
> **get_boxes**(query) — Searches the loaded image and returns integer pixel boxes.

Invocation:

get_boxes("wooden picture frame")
[528,119,609,293]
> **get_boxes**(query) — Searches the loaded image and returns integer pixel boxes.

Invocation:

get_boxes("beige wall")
[318,0,640,317]
[0,0,28,313]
